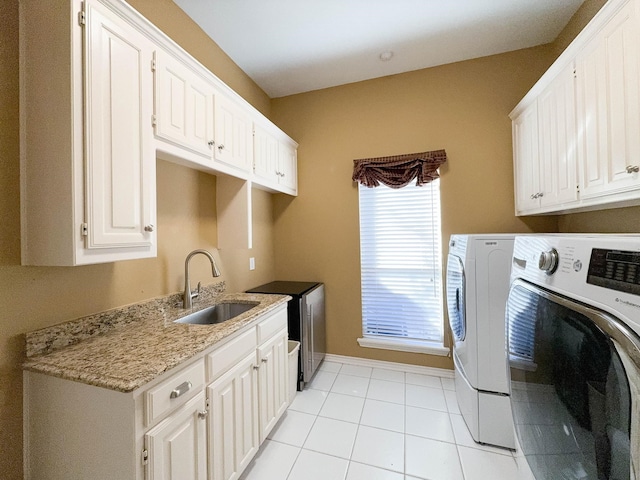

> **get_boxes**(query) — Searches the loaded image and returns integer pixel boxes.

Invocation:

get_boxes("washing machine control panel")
[587,248,640,296]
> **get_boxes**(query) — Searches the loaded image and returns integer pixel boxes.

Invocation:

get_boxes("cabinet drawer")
[257,308,288,344]
[207,327,257,382]
[145,359,205,427]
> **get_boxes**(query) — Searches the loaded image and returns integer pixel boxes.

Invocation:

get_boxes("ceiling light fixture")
[379,50,394,62]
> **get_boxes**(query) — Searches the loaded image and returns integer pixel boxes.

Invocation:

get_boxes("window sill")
[357,336,450,356]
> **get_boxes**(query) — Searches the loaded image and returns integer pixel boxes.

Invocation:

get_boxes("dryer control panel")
[587,248,640,296]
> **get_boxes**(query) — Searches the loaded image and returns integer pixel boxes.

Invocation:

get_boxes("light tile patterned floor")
[240,360,535,480]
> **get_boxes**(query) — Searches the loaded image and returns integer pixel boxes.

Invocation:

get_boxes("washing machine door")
[507,279,640,480]
[446,253,466,343]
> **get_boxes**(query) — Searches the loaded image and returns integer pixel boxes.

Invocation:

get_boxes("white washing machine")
[507,235,640,479]
[446,234,516,449]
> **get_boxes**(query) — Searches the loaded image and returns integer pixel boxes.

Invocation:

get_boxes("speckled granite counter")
[23,282,290,393]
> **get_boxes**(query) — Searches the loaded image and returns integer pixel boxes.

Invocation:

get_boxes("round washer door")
[446,254,466,342]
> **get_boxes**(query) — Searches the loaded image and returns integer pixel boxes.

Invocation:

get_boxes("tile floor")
[240,360,535,480]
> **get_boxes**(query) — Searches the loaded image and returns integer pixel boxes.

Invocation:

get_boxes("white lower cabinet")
[23,305,289,480]
[257,329,289,442]
[206,310,289,480]
[145,391,208,480]
[208,352,259,480]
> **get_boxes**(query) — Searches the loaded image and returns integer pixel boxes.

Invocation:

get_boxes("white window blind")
[358,179,443,343]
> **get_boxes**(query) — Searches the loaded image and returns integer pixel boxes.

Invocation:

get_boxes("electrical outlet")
[249,257,255,271]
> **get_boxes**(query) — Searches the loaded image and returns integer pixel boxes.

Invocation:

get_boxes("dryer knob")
[538,249,559,274]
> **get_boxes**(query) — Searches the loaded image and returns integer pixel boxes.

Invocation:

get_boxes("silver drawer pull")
[170,381,192,399]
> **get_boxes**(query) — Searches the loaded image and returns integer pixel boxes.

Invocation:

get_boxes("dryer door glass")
[507,280,639,480]
[446,254,466,342]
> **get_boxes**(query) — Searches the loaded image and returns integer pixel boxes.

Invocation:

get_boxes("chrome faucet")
[183,249,221,309]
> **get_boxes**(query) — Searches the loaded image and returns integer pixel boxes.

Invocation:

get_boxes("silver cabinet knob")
[144,224,154,232]
[626,165,639,173]
[217,144,225,151]
[207,140,214,147]
[261,358,268,363]
[253,365,260,370]
[198,410,208,420]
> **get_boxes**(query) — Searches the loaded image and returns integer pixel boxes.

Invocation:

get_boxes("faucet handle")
[190,281,201,300]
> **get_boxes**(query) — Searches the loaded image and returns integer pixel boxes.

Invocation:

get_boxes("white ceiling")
[173,0,585,98]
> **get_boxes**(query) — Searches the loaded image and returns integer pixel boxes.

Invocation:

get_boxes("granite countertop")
[23,282,290,393]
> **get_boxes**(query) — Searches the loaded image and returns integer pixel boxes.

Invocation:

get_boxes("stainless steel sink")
[174,302,258,325]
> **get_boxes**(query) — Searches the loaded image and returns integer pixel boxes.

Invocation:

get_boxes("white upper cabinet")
[20,0,157,265]
[213,95,253,175]
[576,0,640,199]
[85,0,156,252]
[537,63,579,209]
[278,140,298,195]
[512,103,541,215]
[154,49,214,159]
[253,124,280,185]
[510,0,640,215]
[252,124,299,196]
[21,0,298,266]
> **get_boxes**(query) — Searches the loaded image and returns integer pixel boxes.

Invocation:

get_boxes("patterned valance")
[352,149,447,188]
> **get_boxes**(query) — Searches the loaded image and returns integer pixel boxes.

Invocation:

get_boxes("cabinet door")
[512,103,541,214]
[145,391,208,480]
[253,125,279,185]
[537,63,578,208]
[278,141,298,194]
[213,95,252,173]
[576,0,640,198]
[208,352,259,480]
[257,329,289,442]
[84,0,155,250]
[154,50,214,158]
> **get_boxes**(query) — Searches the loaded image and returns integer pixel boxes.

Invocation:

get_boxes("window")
[357,179,447,355]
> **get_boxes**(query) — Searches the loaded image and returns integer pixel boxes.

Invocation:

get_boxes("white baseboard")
[323,353,454,378]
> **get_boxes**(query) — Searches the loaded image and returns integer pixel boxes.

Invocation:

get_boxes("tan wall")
[552,0,608,57]
[270,46,559,369]
[0,1,273,478]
